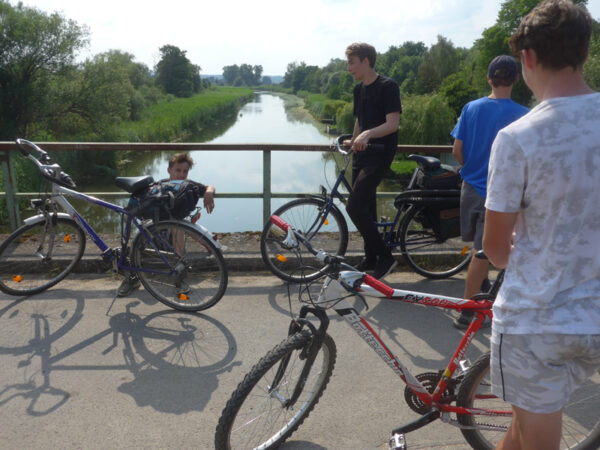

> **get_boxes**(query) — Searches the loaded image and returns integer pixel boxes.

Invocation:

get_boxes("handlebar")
[334,134,385,155]
[14,138,76,188]
[269,214,394,298]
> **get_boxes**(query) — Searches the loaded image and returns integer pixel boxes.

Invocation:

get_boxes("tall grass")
[122,87,254,142]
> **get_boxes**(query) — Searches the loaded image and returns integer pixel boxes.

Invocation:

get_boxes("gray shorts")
[460,182,485,250]
[490,328,600,414]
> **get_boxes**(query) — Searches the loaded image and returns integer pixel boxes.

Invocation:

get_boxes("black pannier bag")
[426,204,461,240]
[128,179,205,221]
[416,164,462,190]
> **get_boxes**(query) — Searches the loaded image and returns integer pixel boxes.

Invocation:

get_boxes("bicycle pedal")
[388,432,407,450]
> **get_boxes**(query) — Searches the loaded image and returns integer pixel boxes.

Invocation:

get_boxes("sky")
[15,0,600,76]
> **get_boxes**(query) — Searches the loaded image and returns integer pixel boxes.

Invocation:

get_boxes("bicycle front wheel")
[398,205,470,279]
[0,218,86,296]
[457,353,600,450]
[261,198,348,283]
[132,220,228,312]
[215,330,336,450]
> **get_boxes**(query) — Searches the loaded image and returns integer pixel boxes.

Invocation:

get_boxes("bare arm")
[452,138,464,166]
[482,209,518,269]
[351,112,400,152]
[203,185,215,213]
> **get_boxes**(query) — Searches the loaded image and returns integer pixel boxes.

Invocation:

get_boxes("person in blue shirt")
[451,55,529,329]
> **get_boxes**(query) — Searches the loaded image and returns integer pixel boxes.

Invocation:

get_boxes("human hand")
[351,131,370,153]
[204,191,215,213]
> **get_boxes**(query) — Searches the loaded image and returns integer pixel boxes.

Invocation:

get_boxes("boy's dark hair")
[168,152,194,169]
[345,42,377,68]
[509,0,592,71]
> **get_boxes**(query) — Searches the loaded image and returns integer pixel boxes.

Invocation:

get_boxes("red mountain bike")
[215,215,600,450]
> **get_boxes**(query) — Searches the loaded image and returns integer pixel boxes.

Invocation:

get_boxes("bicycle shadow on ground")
[117,308,240,414]
[0,289,240,417]
[0,290,86,416]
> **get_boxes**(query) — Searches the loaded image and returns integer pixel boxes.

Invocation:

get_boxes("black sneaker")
[356,257,377,272]
[373,255,397,279]
[117,275,141,297]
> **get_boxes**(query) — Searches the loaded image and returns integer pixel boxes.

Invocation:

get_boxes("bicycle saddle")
[115,175,155,194]
[407,154,441,170]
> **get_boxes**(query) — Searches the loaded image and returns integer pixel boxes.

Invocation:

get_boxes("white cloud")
[15,0,600,76]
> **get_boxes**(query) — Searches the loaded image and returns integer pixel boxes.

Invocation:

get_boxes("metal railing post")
[0,150,21,230]
[263,150,271,224]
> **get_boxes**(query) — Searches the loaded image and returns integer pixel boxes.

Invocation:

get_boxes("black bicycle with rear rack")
[260,134,470,283]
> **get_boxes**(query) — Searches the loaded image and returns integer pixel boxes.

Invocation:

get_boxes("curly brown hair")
[509,0,592,71]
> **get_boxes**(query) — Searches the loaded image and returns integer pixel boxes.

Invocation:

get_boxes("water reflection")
[36,93,402,233]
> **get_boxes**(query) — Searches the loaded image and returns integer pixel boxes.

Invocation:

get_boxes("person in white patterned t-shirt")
[482,1,600,448]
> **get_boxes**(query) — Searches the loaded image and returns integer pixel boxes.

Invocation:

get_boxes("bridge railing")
[0,142,453,231]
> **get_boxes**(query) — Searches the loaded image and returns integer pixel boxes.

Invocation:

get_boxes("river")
[66,92,401,233]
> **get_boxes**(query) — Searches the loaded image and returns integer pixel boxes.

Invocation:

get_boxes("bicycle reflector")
[461,246,469,256]
[63,234,71,243]
[12,275,23,283]
[178,293,189,301]
[276,254,287,262]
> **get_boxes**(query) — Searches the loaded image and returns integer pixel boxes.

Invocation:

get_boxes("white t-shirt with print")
[486,93,600,335]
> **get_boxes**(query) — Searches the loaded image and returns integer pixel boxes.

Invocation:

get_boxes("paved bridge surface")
[0,270,493,449]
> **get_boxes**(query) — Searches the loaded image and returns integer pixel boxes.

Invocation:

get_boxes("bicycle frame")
[297,272,509,433]
[32,180,178,277]
[304,137,428,252]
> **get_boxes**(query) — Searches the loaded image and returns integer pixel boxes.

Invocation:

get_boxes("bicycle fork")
[269,306,330,409]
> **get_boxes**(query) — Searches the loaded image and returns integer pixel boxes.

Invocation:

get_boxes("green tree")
[0,0,88,139]
[398,94,455,145]
[154,45,201,98]
[473,0,590,105]
[439,73,478,118]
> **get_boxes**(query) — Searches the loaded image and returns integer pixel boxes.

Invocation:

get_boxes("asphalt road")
[0,270,492,449]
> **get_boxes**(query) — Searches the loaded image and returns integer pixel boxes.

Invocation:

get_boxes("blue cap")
[488,55,518,79]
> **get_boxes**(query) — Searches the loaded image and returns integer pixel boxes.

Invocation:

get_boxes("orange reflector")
[178,293,189,301]
[276,254,287,262]
[63,234,71,243]
[461,246,469,256]
[12,275,23,283]
[324,219,328,225]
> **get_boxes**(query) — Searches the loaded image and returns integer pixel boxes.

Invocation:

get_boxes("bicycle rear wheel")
[215,330,336,450]
[457,353,600,450]
[0,218,86,296]
[261,198,348,283]
[132,220,228,312]
[398,205,470,279]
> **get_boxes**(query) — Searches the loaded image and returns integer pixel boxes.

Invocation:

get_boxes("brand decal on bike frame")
[341,309,427,394]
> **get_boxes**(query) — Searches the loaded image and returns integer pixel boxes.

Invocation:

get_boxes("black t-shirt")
[353,75,402,168]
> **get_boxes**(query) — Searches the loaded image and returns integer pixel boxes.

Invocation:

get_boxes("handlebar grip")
[270,215,290,231]
[366,143,385,151]
[362,274,395,298]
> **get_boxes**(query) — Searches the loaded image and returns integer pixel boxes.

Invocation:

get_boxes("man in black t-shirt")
[345,42,402,279]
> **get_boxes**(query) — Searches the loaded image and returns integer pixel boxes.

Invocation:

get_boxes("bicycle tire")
[457,352,600,450]
[0,218,86,296]
[398,205,470,279]
[215,330,336,450]
[261,198,348,283]
[132,220,228,312]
